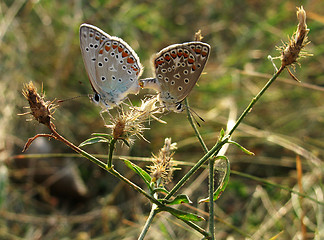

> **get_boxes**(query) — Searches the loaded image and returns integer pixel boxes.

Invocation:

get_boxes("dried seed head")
[112,118,126,140]
[106,108,148,144]
[279,6,311,68]
[106,97,165,143]
[133,97,166,124]
[21,81,57,126]
[148,138,177,185]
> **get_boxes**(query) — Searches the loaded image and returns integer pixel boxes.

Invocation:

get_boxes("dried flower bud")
[148,138,177,185]
[20,82,57,126]
[280,6,310,68]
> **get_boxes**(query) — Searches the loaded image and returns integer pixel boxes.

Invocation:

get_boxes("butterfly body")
[140,42,210,112]
[79,24,143,110]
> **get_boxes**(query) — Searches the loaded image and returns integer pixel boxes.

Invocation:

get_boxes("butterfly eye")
[175,103,183,112]
[93,93,100,103]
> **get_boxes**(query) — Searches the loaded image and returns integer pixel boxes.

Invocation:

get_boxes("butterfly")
[140,41,210,112]
[79,23,143,110]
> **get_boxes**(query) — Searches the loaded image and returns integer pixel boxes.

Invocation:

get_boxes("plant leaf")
[228,140,255,155]
[199,155,231,203]
[123,159,152,191]
[219,128,225,139]
[91,133,113,139]
[162,194,192,205]
[79,137,110,147]
[153,187,169,195]
[163,207,204,222]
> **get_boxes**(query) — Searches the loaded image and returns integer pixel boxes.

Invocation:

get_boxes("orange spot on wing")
[177,51,183,57]
[183,52,189,58]
[171,53,177,58]
[90,33,93,37]
[131,66,139,72]
[112,44,118,49]
[202,51,208,56]
[195,48,202,54]
[122,51,129,58]
[118,46,123,52]
[127,57,135,64]
[192,65,196,71]
[95,36,100,40]
[156,60,164,65]
[188,58,195,64]
[164,55,171,61]
[98,49,104,54]
[105,45,111,52]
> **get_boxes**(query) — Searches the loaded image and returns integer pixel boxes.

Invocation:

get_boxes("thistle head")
[20,81,57,127]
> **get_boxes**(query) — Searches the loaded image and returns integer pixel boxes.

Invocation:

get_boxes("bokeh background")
[1,0,324,239]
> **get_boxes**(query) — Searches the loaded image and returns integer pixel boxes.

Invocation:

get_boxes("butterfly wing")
[79,24,110,97]
[151,42,210,109]
[95,38,143,106]
[80,23,143,108]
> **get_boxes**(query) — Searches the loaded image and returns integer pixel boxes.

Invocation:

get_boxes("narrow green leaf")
[199,156,231,203]
[163,207,204,222]
[228,140,255,155]
[153,187,169,195]
[91,133,113,139]
[123,159,152,190]
[162,194,192,205]
[219,128,225,139]
[79,137,109,147]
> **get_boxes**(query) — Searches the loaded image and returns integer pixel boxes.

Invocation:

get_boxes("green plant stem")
[138,201,159,240]
[50,125,108,170]
[107,139,117,169]
[227,65,285,137]
[208,157,215,239]
[180,219,211,239]
[166,66,285,201]
[108,168,161,205]
[165,137,228,200]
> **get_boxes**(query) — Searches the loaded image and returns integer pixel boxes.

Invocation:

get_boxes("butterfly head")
[162,101,185,113]
[89,92,112,109]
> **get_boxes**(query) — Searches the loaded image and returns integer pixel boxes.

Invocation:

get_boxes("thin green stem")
[165,66,285,201]
[165,137,228,200]
[107,139,117,169]
[208,157,215,239]
[180,219,211,239]
[50,126,108,170]
[109,168,161,206]
[138,200,159,240]
[227,65,285,137]
[185,98,208,153]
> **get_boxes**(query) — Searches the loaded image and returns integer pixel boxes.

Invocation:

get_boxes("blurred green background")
[1,0,324,239]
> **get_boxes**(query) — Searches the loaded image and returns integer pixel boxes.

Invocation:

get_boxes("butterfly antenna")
[57,95,86,103]
[187,106,205,127]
